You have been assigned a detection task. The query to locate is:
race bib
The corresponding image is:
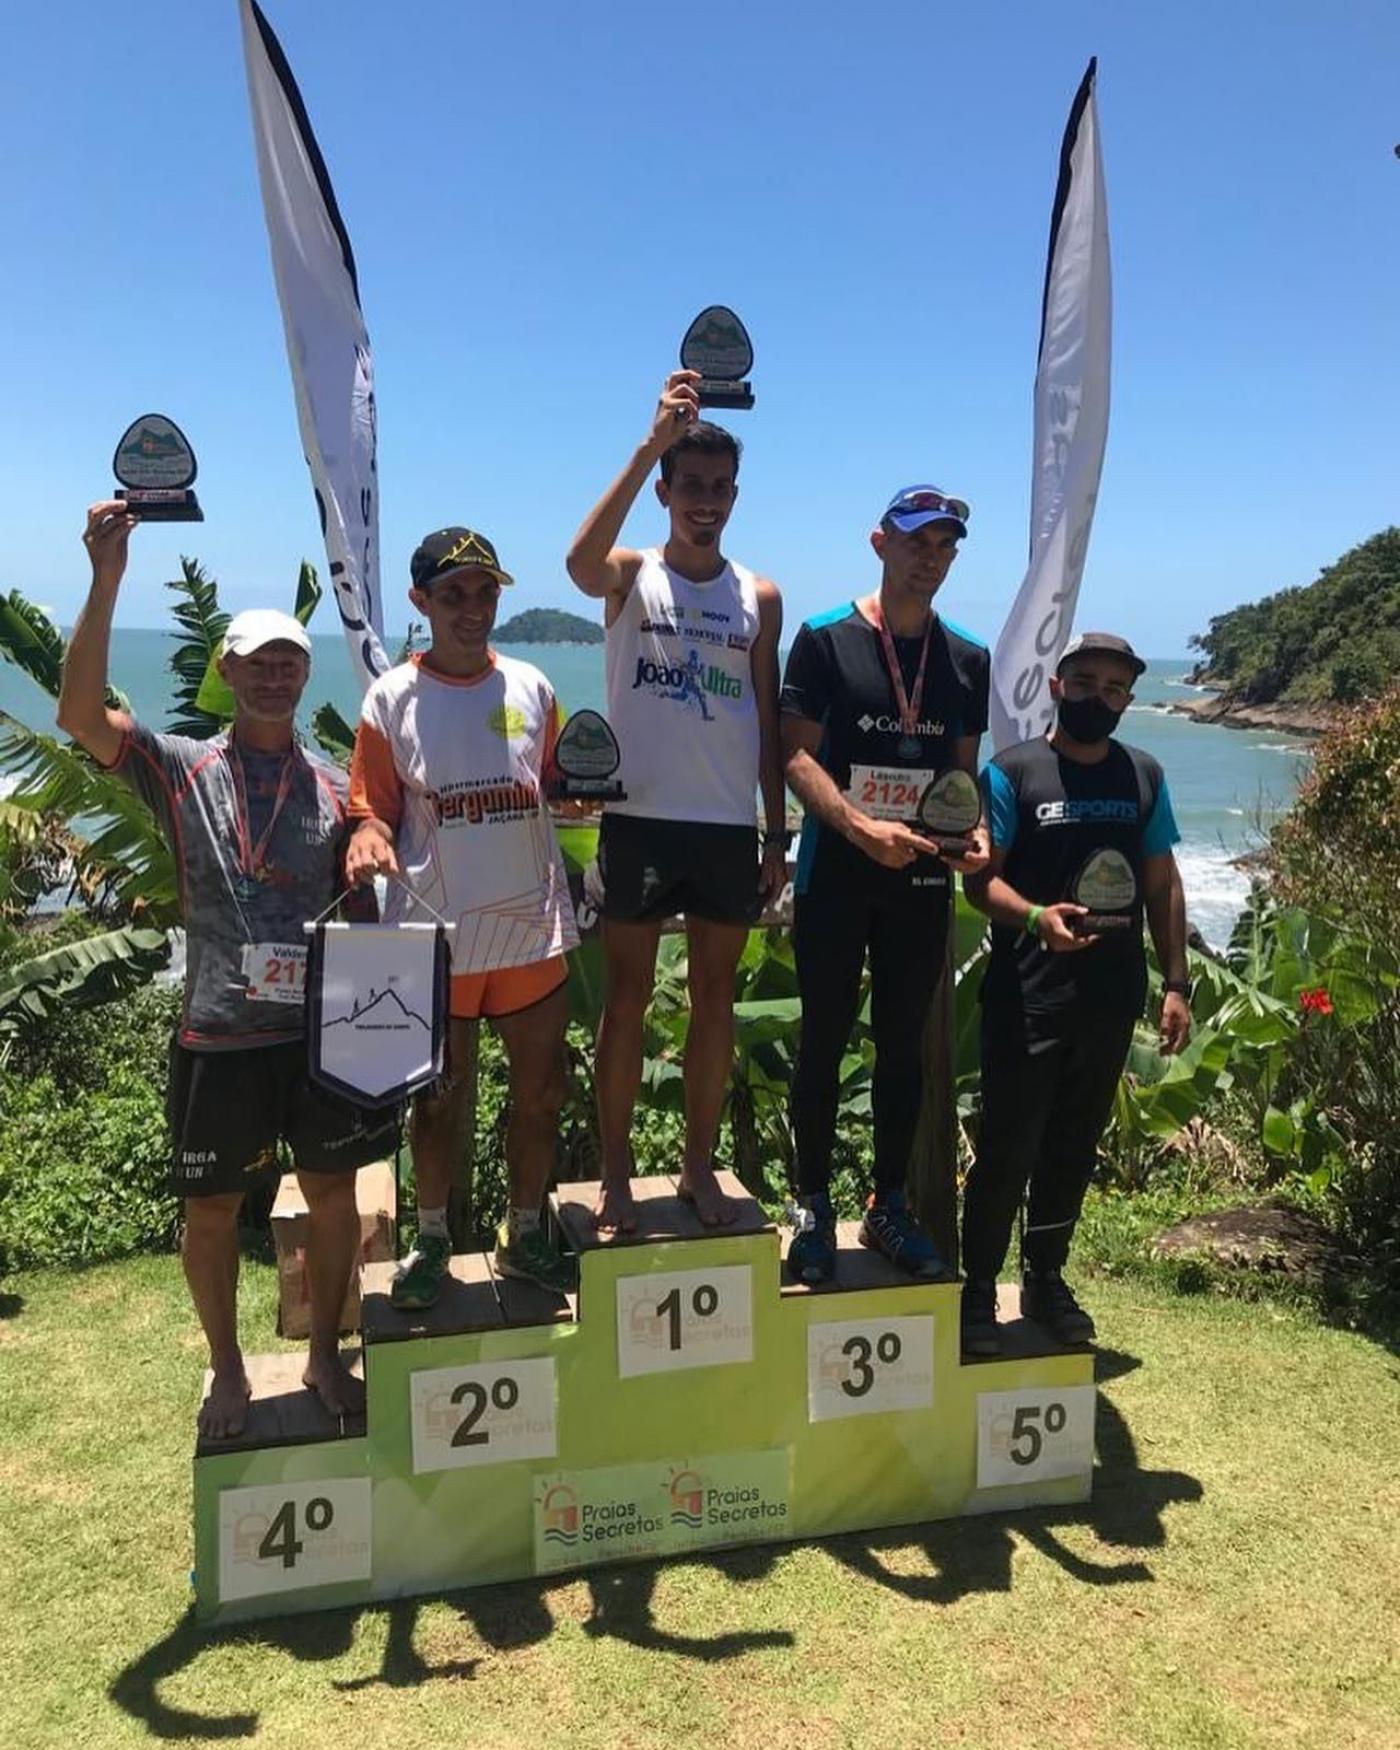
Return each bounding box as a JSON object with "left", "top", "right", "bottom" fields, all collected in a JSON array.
[
  {"left": 241, "top": 942, "right": 308, "bottom": 1005},
  {"left": 845, "top": 765, "right": 938, "bottom": 822}
]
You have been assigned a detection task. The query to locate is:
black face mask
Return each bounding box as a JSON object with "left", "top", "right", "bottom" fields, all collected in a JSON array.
[{"left": 1057, "top": 694, "right": 1125, "bottom": 744}]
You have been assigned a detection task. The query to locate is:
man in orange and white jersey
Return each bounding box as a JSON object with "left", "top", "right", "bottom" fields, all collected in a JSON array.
[{"left": 347, "top": 528, "right": 578, "bottom": 1302}]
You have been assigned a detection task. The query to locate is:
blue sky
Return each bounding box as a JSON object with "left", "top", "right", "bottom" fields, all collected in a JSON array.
[{"left": 5, "top": 0, "right": 1398, "bottom": 653}]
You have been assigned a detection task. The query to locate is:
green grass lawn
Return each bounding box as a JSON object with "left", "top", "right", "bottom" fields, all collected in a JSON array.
[{"left": 2, "top": 1238, "right": 1398, "bottom": 1750}]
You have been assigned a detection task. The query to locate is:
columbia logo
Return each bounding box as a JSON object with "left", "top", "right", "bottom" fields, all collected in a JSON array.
[{"left": 857, "top": 714, "right": 875, "bottom": 732}]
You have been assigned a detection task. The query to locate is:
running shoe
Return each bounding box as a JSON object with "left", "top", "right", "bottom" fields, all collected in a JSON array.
[
  {"left": 389, "top": 1230, "right": 452, "bottom": 1310},
  {"left": 495, "top": 1222, "right": 576, "bottom": 1295},
  {"left": 786, "top": 1192, "right": 838, "bottom": 1285},
  {"left": 960, "top": 1278, "right": 1002, "bottom": 1356},
  {"left": 858, "top": 1191, "right": 953, "bottom": 1280},
  {"left": 1021, "top": 1269, "right": 1096, "bottom": 1345}
]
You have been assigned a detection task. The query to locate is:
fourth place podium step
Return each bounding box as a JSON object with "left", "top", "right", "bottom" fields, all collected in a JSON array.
[{"left": 192, "top": 1173, "right": 1096, "bottom": 1625}]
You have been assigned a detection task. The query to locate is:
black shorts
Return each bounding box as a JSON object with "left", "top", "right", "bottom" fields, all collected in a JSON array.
[
  {"left": 596, "top": 814, "right": 760, "bottom": 926},
  {"left": 166, "top": 1039, "right": 399, "bottom": 1199}
]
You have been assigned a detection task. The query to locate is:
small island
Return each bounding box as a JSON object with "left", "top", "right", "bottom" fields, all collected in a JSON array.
[
  {"left": 495, "top": 607, "right": 604, "bottom": 645},
  {"left": 1174, "top": 528, "right": 1400, "bottom": 736}
]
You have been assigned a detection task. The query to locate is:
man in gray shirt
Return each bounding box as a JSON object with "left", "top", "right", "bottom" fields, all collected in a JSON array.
[{"left": 59, "top": 502, "right": 395, "bottom": 1439}]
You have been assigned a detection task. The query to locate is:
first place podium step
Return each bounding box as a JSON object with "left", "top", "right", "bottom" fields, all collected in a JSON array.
[{"left": 193, "top": 1172, "right": 1096, "bottom": 1625}]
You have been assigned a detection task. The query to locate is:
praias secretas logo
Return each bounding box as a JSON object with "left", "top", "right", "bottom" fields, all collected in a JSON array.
[
  {"left": 668, "top": 1468, "right": 704, "bottom": 1528},
  {"left": 539, "top": 1483, "right": 580, "bottom": 1547},
  {"left": 631, "top": 649, "right": 744, "bottom": 721}
]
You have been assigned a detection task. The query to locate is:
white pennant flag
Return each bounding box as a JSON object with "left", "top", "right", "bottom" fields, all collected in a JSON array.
[
  {"left": 991, "top": 58, "right": 1111, "bottom": 751},
  {"left": 237, "top": 0, "right": 390, "bottom": 693}
]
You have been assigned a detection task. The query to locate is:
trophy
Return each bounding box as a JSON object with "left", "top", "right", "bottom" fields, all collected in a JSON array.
[
  {"left": 547, "top": 709, "right": 625, "bottom": 802},
  {"left": 915, "top": 769, "right": 982, "bottom": 858},
  {"left": 1069, "top": 847, "right": 1138, "bottom": 935},
  {"left": 112, "top": 413, "right": 203, "bottom": 521},
  {"left": 680, "top": 306, "right": 755, "bottom": 410}
]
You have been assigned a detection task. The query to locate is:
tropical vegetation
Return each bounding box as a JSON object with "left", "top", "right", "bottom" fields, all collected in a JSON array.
[
  {"left": 0, "top": 567, "right": 1397, "bottom": 1332},
  {"left": 494, "top": 606, "right": 604, "bottom": 644},
  {"left": 1188, "top": 526, "right": 1400, "bottom": 704}
]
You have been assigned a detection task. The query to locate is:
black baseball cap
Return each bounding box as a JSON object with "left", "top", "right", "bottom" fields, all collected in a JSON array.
[
  {"left": 1057, "top": 631, "right": 1146, "bottom": 678},
  {"left": 410, "top": 527, "right": 515, "bottom": 590}
]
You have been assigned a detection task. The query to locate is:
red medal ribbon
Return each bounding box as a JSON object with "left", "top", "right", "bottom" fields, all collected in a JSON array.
[
  {"left": 866, "top": 596, "right": 933, "bottom": 738},
  {"left": 226, "top": 740, "right": 297, "bottom": 885}
]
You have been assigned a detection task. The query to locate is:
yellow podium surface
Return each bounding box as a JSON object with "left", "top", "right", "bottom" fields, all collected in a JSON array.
[{"left": 193, "top": 1174, "right": 1094, "bottom": 1625}]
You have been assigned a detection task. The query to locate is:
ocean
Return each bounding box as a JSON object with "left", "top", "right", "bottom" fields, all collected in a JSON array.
[{"left": 0, "top": 631, "right": 1311, "bottom": 947}]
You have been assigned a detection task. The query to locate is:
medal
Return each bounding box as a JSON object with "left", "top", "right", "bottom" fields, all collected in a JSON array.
[
  {"left": 867, "top": 596, "right": 934, "bottom": 755},
  {"left": 226, "top": 738, "right": 297, "bottom": 903}
]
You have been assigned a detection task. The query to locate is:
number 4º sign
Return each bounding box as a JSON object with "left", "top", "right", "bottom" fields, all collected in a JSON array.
[{"left": 217, "top": 1477, "right": 372, "bottom": 1603}]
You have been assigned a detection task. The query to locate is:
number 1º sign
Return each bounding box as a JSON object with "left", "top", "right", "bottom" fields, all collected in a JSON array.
[
  {"left": 976, "top": 1384, "right": 1095, "bottom": 1488},
  {"left": 615, "top": 1264, "right": 753, "bottom": 1378},
  {"left": 410, "top": 1357, "right": 557, "bottom": 1473},
  {"left": 218, "top": 1477, "right": 372, "bottom": 1603}
]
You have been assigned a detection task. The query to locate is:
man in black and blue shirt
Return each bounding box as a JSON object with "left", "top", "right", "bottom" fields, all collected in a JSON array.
[
  {"left": 780, "top": 485, "right": 990, "bottom": 1283},
  {"left": 961, "top": 632, "right": 1191, "bottom": 1352}
]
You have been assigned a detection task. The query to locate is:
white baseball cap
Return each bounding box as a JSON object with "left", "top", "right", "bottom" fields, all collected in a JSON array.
[{"left": 222, "top": 609, "right": 312, "bottom": 659}]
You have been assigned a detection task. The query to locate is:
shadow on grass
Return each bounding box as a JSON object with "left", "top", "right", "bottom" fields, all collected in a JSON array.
[
  {"left": 109, "top": 1546, "right": 791, "bottom": 1741},
  {"left": 824, "top": 1347, "right": 1203, "bottom": 1603},
  {"left": 108, "top": 1347, "right": 1201, "bottom": 1742},
  {"left": 0, "top": 1290, "right": 23, "bottom": 1319}
]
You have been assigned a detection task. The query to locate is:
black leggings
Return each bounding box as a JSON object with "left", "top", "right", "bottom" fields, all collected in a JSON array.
[
  {"left": 961, "top": 1003, "right": 1135, "bottom": 1280},
  {"left": 790, "top": 876, "right": 950, "bottom": 1200}
]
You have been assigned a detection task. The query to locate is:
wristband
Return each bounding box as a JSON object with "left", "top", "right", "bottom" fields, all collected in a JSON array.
[
  {"left": 1162, "top": 978, "right": 1193, "bottom": 999},
  {"left": 762, "top": 829, "right": 793, "bottom": 850},
  {"left": 1023, "top": 904, "right": 1045, "bottom": 939}
]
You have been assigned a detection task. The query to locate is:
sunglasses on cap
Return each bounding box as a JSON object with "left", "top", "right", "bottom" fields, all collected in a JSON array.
[{"left": 889, "top": 489, "right": 970, "bottom": 522}]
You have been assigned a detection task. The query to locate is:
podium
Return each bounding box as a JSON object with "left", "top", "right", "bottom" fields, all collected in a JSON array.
[{"left": 193, "top": 1174, "right": 1094, "bottom": 1624}]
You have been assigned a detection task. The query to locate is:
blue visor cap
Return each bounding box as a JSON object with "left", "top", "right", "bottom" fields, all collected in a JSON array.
[{"left": 884, "top": 485, "right": 970, "bottom": 538}]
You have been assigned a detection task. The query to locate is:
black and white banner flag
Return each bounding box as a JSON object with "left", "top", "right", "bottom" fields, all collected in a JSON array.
[
  {"left": 991, "top": 58, "right": 1112, "bottom": 751},
  {"left": 237, "top": 0, "right": 390, "bottom": 693},
  {"left": 307, "top": 924, "right": 449, "bottom": 1107}
]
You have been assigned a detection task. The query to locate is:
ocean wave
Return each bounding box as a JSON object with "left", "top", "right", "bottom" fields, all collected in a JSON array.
[
  {"left": 1248, "top": 742, "right": 1312, "bottom": 755},
  {"left": 1176, "top": 844, "right": 1252, "bottom": 948}
]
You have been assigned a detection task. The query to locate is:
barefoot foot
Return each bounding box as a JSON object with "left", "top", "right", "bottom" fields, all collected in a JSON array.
[
  {"left": 303, "top": 1347, "right": 366, "bottom": 1422},
  {"left": 591, "top": 1177, "right": 638, "bottom": 1235},
  {"left": 198, "top": 1364, "right": 252, "bottom": 1442},
  {"left": 677, "top": 1165, "right": 736, "bottom": 1227}
]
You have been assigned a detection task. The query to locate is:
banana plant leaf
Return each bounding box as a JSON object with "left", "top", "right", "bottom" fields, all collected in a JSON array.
[{"left": 0, "top": 924, "right": 169, "bottom": 1035}]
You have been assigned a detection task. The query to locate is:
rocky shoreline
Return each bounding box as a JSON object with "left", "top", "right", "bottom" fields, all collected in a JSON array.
[{"left": 1165, "top": 691, "right": 1339, "bottom": 738}]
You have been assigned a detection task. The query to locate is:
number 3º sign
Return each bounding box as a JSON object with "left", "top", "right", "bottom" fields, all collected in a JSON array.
[
  {"left": 807, "top": 1316, "right": 934, "bottom": 1422},
  {"left": 410, "top": 1357, "right": 557, "bottom": 1474},
  {"left": 976, "top": 1384, "right": 1095, "bottom": 1488}
]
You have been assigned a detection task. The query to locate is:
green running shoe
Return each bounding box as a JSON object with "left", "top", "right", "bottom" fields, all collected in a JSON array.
[
  {"left": 495, "top": 1222, "right": 576, "bottom": 1295},
  {"left": 389, "top": 1230, "right": 452, "bottom": 1310}
]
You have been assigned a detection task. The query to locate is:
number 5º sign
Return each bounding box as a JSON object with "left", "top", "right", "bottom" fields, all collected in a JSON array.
[
  {"left": 976, "top": 1384, "right": 1095, "bottom": 1488},
  {"left": 615, "top": 1265, "right": 753, "bottom": 1378}
]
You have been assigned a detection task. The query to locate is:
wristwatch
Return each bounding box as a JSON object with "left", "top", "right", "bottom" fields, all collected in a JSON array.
[
  {"left": 1162, "top": 978, "right": 1193, "bottom": 999},
  {"left": 762, "top": 828, "right": 793, "bottom": 850}
]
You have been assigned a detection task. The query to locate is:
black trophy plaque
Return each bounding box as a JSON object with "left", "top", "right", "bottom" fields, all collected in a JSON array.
[
  {"left": 1070, "top": 847, "right": 1138, "bottom": 935},
  {"left": 915, "top": 768, "right": 982, "bottom": 857},
  {"left": 547, "top": 708, "right": 625, "bottom": 802},
  {"left": 113, "top": 414, "right": 203, "bottom": 522},
  {"left": 680, "top": 306, "right": 755, "bottom": 411}
]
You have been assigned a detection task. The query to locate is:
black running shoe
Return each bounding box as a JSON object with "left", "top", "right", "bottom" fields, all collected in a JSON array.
[
  {"left": 1021, "top": 1270, "right": 1096, "bottom": 1345},
  {"left": 960, "top": 1278, "right": 1002, "bottom": 1356}
]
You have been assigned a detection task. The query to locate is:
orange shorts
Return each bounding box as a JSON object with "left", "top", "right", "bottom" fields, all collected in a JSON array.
[{"left": 449, "top": 954, "right": 569, "bottom": 1020}]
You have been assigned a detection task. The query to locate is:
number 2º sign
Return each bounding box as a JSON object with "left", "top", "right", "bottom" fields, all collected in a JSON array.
[
  {"left": 976, "top": 1384, "right": 1095, "bottom": 1488},
  {"left": 410, "top": 1357, "right": 557, "bottom": 1474}
]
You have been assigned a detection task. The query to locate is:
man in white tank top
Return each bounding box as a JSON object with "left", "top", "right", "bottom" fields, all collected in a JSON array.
[{"left": 568, "top": 371, "right": 787, "bottom": 1232}]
